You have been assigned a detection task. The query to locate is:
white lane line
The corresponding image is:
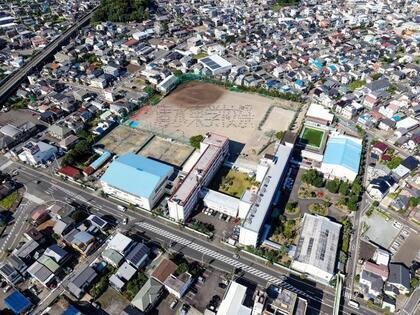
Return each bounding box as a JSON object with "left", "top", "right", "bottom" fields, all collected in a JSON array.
[{"left": 137, "top": 221, "right": 283, "bottom": 286}]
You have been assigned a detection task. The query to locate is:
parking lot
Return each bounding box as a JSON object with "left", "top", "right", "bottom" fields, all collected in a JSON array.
[
  {"left": 362, "top": 212, "right": 401, "bottom": 249},
  {"left": 191, "top": 207, "right": 240, "bottom": 242},
  {"left": 392, "top": 231, "right": 419, "bottom": 266},
  {"left": 183, "top": 268, "right": 227, "bottom": 313}
]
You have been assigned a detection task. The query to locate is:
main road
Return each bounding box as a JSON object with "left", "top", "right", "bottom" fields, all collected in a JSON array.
[
  {"left": 0, "top": 9, "right": 96, "bottom": 105},
  {"left": 5, "top": 161, "right": 378, "bottom": 315}
]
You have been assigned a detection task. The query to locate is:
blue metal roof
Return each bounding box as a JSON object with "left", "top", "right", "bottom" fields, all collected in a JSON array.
[
  {"left": 90, "top": 151, "right": 112, "bottom": 170},
  {"left": 63, "top": 305, "right": 82, "bottom": 315},
  {"left": 4, "top": 291, "right": 32, "bottom": 314},
  {"left": 323, "top": 137, "right": 362, "bottom": 174},
  {"left": 101, "top": 153, "right": 173, "bottom": 199}
]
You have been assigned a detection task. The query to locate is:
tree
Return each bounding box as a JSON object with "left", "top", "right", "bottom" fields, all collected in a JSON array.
[
  {"left": 302, "top": 169, "right": 324, "bottom": 188},
  {"left": 409, "top": 197, "right": 420, "bottom": 208},
  {"left": 387, "top": 156, "right": 403, "bottom": 169},
  {"left": 177, "top": 262, "right": 189, "bottom": 275},
  {"left": 347, "top": 194, "right": 359, "bottom": 211},
  {"left": 326, "top": 179, "right": 340, "bottom": 194},
  {"left": 92, "top": 0, "right": 156, "bottom": 23},
  {"left": 351, "top": 179, "right": 363, "bottom": 196},
  {"left": 189, "top": 135, "right": 204, "bottom": 149},
  {"left": 339, "top": 181, "right": 350, "bottom": 196},
  {"left": 275, "top": 131, "right": 285, "bottom": 140},
  {"left": 285, "top": 202, "right": 297, "bottom": 213}
]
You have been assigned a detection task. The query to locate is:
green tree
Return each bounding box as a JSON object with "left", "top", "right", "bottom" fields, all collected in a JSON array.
[
  {"left": 275, "top": 131, "right": 285, "bottom": 140},
  {"left": 387, "top": 156, "right": 403, "bottom": 169},
  {"left": 409, "top": 197, "right": 420, "bottom": 208},
  {"left": 302, "top": 169, "right": 324, "bottom": 188},
  {"left": 176, "top": 262, "right": 189, "bottom": 275},
  {"left": 339, "top": 181, "right": 350, "bottom": 196},
  {"left": 325, "top": 179, "right": 340, "bottom": 194},
  {"left": 189, "top": 135, "right": 204, "bottom": 149}
]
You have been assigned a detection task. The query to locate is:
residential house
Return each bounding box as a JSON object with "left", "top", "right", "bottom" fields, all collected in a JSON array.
[
  {"left": 67, "top": 266, "right": 97, "bottom": 299},
  {"left": 387, "top": 263, "right": 411, "bottom": 295}
]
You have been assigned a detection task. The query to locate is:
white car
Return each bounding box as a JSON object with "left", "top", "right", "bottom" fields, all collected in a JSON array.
[
  {"left": 401, "top": 230, "right": 409, "bottom": 238},
  {"left": 123, "top": 218, "right": 128, "bottom": 225}
]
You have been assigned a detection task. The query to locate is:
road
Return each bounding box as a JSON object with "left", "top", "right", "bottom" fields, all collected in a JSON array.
[
  {"left": 4, "top": 161, "right": 379, "bottom": 315},
  {"left": 0, "top": 9, "right": 96, "bottom": 105}
]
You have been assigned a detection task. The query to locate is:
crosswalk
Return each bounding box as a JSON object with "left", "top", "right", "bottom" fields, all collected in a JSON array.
[
  {"left": 45, "top": 185, "right": 88, "bottom": 203},
  {"left": 136, "top": 221, "right": 318, "bottom": 302}
]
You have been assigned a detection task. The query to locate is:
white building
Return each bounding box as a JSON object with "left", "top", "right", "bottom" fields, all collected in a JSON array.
[
  {"left": 305, "top": 103, "right": 334, "bottom": 126},
  {"left": 217, "top": 281, "right": 252, "bottom": 315},
  {"left": 18, "top": 141, "right": 58, "bottom": 166},
  {"left": 198, "top": 54, "right": 232, "bottom": 75},
  {"left": 320, "top": 135, "right": 362, "bottom": 183},
  {"left": 156, "top": 74, "right": 178, "bottom": 95},
  {"left": 291, "top": 214, "right": 341, "bottom": 282},
  {"left": 239, "top": 144, "right": 292, "bottom": 247},
  {"left": 168, "top": 133, "right": 229, "bottom": 221},
  {"left": 201, "top": 188, "right": 252, "bottom": 219},
  {"left": 100, "top": 153, "right": 173, "bottom": 211}
]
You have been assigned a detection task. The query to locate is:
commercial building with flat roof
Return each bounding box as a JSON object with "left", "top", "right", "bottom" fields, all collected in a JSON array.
[
  {"left": 239, "top": 144, "right": 292, "bottom": 247},
  {"left": 199, "top": 54, "right": 232, "bottom": 75},
  {"left": 217, "top": 281, "right": 252, "bottom": 315},
  {"left": 291, "top": 213, "right": 341, "bottom": 282},
  {"left": 320, "top": 135, "right": 362, "bottom": 182},
  {"left": 101, "top": 153, "right": 174, "bottom": 210},
  {"left": 168, "top": 133, "right": 229, "bottom": 221}
]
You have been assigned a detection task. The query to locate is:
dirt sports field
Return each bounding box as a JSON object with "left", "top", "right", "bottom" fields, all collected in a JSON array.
[
  {"left": 97, "top": 125, "right": 153, "bottom": 156},
  {"left": 131, "top": 81, "right": 296, "bottom": 160},
  {"left": 138, "top": 136, "right": 194, "bottom": 168}
]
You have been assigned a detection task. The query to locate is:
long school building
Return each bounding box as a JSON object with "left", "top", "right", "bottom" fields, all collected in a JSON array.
[{"left": 168, "top": 133, "right": 229, "bottom": 221}]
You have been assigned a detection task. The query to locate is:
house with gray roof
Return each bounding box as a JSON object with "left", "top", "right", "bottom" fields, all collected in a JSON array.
[
  {"left": 131, "top": 278, "right": 163, "bottom": 313},
  {"left": 387, "top": 263, "right": 411, "bottom": 295},
  {"left": 67, "top": 266, "right": 97, "bottom": 299}
]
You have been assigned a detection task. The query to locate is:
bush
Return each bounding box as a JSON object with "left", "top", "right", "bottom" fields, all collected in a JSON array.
[{"left": 92, "top": 0, "right": 155, "bottom": 23}]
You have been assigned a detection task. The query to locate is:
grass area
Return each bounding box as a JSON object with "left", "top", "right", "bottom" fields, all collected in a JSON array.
[
  {"left": 348, "top": 79, "right": 366, "bottom": 91},
  {"left": 0, "top": 191, "right": 18, "bottom": 210},
  {"left": 210, "top": 167, "right": 257, "bottom": 198},
  {"left": 149, "top": 94, "right": 161, "bottom": 105},
  {"left": 300, "top": 126, "right": 324, "bottom": 148},
  {"left": 309, "top": 202, "right": 329, "bottom": 216},
  {"left": 193, "top": 52, "right": 208, "bottom": 59}
]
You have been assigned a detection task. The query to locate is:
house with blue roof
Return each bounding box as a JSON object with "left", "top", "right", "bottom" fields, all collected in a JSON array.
[
  {"left": 320, "top": 135, "right": 362, "bottom": 182},
  {"left": 4, "top": 290, "right": 32, "bottom": 314},
  {"left": 100, "top": 153, "right": 174, "bottom": 210}
]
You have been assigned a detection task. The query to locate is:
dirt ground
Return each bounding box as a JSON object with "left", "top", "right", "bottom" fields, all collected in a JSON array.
[
  {"left": 97, "top": 125, "right": 153, "bottom": 156},
  {"left": 97, "top": 287, "right": 129, "bottom": 315},
  {"left": 130, "top": 82, "right": 296, "bottom": 161},
  {"left": 261, "top": 106, "right": 296, "bottom": 133},
  {"left": 138, "top": 136, "right": 194, "bottom": 168}
]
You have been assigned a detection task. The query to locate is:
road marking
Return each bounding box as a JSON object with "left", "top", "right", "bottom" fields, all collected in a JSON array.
[
  {"left": 23, "top": 193, "right": 45, "bottom": 204},
  {"left": 0, "top": 160, "right": 13, "bottom": 171},
  {"left": 136, "top": 221, "right": 320, "bottom": 302}
]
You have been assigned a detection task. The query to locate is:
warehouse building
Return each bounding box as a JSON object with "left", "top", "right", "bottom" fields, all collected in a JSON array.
[
  {"left": 101, "top": 153, "right": 174, "bottom": 210},
  {"left": 199, "top": 54, "right": 232, "bottom": 75},
  {"left": 291, "top": 214, "right": 341, "bottom": 282},
  {"left": 320, "top": 135, "right": 362, "bottom": 182},
  {"left": 168, "top": 133, "right": 229, "bottom": 221},
  {"left": 239, "top": 144, "right": 292, "bottom": 247}
]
